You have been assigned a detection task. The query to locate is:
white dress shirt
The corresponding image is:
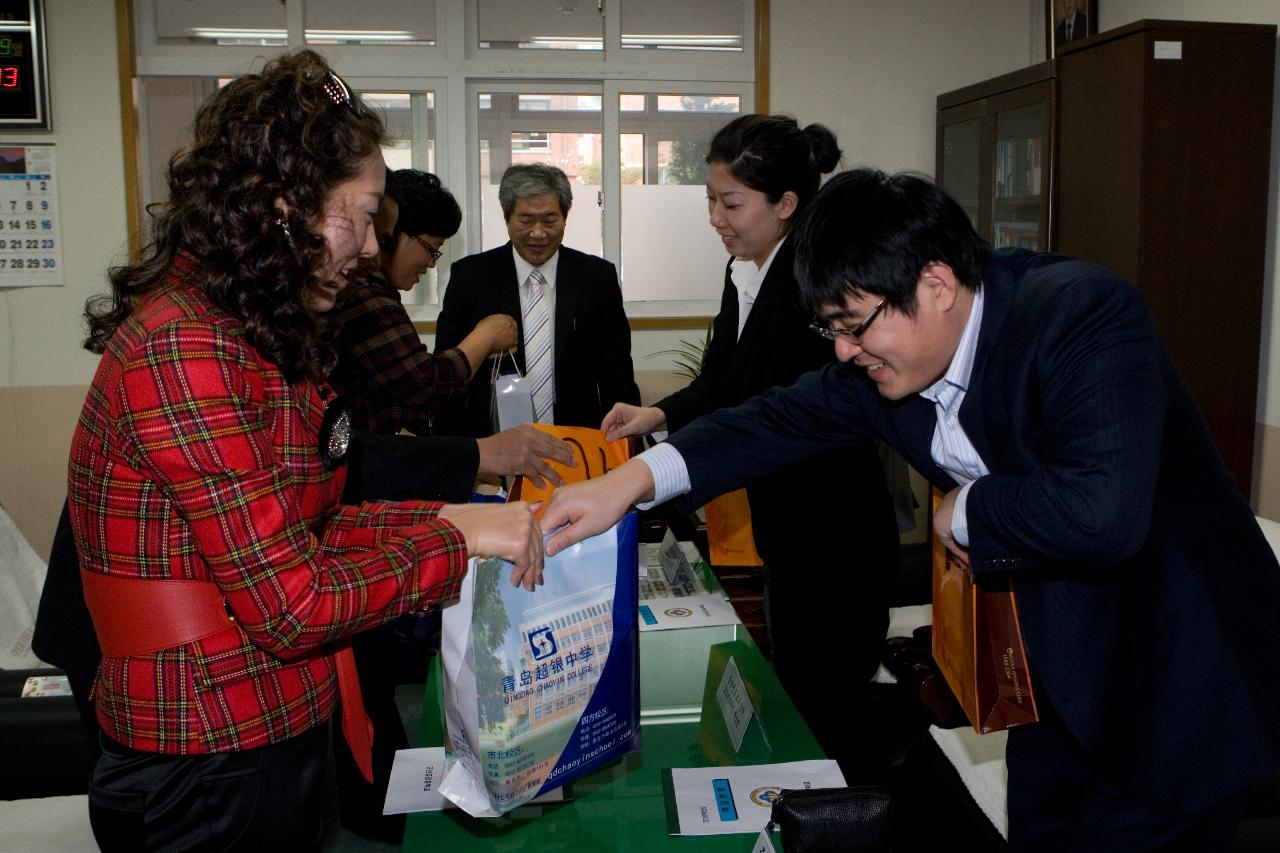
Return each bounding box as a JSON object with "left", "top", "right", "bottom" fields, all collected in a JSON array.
[
  {"left": 917, "top": 287, "right": 987, "bottom": 546},
  {"left": 730, "top": 238, "right": 784, "bottom": 340}
]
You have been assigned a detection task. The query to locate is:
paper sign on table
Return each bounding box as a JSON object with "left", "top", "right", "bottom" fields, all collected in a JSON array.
[
  {"left": 658, "top": 528, "right": 697, "bottom": 587},
  {"left": 638, "top": 594, "right": 741, "bottom": 632},
  {"left": 665, "top": 760, "right": 846, "bottom": 836},
  {"left": 716, "top": 656, "right": 753, "bottom": 752}
]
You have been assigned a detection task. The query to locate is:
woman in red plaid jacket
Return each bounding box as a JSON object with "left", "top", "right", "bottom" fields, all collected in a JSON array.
[{"left": 67, "top": 50, "right": 542, "bottom": 852}]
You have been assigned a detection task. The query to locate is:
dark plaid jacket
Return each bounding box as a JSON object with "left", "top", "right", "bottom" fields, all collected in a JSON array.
[{"left": 333, "top": 271, "right": 470, "bottom": 435}]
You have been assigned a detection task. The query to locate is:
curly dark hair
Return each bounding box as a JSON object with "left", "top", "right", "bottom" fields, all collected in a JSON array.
[{"left": 85, "top": 49, "right": 386, "bottom": 381}]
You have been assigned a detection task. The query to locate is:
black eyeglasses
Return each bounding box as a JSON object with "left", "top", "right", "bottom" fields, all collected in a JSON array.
[
  {"left": 412, "top": 235, "right": 444, "bottom": 262},
  {"left": 809, "top": 299, "right": 887, "bottom": 342}
]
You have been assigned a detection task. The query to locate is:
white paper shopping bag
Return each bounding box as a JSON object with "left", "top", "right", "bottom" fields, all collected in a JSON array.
[
  {"left": 490, "top": 352, "right": 534, "bottom": 432},
  {"left": 439, "top": 514, "right": 641, "bottom": 817}
]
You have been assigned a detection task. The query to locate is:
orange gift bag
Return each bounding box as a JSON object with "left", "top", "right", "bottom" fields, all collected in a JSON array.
[
  {"left": 703, "top": 488, "right": 763, "bottom": 567},
  {"left": 508, "top": 425, "right": 631, "bottom": 512},
  {"left": 930, "top": 486, "right": 1038, "bottom": 734}
]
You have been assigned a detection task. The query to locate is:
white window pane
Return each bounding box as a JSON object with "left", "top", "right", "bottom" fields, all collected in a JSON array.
[
  {"left": 621, "top": 134, "right": 643, "bottom": 185},
  {"left": 478, "top": 91, "right": 603, "bottom": 255},
  {"left": 656, "top": 95, "right": 741, "bottom": 113},
  {"left": 518, "top": 95, "right": 600, "bottom": 112},
  {"left": 621, "top": 0, "right": 743, "bottom": 51},
  {"left": 619, "top": 92, "right": 740, "bottom": 301},
  {"left": 477, "top": 0, "right": 602, "bottom": 51},
  {"left": 657, "top": 139, "right": 710, "bottom": 186},
  {"left": 153, "top": 0, "right": 285, "bottom": 45},
  {"left": 480, "top": 131, "right": 602, "bottom": 256},
  {"left": 353, "top": 90, "right": 439, "bottom": 303},
  {"left": 621, "top": 185, "right": 724, "bottom": 301},
  {"left": 305, "top": 0, "right": 437, "bottom": 45}
]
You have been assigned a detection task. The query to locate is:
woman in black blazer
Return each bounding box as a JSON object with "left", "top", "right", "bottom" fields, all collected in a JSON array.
[{"left": 601, "top": 114, "right": 900, "bottom": 770}]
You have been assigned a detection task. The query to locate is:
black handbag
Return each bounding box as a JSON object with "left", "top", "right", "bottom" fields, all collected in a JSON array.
[{"left": 767, "top": 786, "right": 892, "bottom": 852}]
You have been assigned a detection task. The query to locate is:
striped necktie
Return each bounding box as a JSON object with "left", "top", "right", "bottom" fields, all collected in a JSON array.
[{"left": 523, "top": 268, "right": 554, "bottom": 423}]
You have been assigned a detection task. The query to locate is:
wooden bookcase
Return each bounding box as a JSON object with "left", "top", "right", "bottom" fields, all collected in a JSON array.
[{"left": 937, "top": 20, "right": 1276, "bottom": 499}]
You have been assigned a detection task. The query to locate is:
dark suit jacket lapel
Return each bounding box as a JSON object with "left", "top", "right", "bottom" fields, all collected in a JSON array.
[
  {"left": 957, "top": 261, "right": 1015, "bottom": 468},
  {"left": 552, "top": 248, "right": 582, "bottom": 364}
]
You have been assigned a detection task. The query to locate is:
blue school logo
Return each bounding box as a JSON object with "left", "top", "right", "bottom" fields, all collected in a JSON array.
[
  {"left": 750, "top": 787, "right": 782, "bottom": 808},
  {"left": 527, "top": 626, "right": 557, "bottom": 660}
]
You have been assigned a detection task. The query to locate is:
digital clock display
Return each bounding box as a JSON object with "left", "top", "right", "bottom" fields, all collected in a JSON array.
[{"left": 0, "top": 1, "right": 44, "bottom": 128}]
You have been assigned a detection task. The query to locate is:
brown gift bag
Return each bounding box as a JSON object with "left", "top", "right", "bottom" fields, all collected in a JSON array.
[
  {"left": 930, "top": 486, "right": 1039, "bottom": 734},
  {"left": 704, "top": 488, "right": 764, "bottom": 567},
  {"left": 507, "top": 425, "right": 631, "bottom": 515}
]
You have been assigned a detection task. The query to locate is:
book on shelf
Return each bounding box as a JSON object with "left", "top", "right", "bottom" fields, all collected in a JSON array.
[
  {"left": 994, "top": 137, "right": 1043, "bottom": 199},
  {"left": 994, "top": 221, "right": 1040, "bottom": 250}
]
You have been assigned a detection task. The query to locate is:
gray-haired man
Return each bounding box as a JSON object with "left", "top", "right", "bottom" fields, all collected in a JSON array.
[{"left": 435, "top": 163, "right": 640, "bottom": 437}]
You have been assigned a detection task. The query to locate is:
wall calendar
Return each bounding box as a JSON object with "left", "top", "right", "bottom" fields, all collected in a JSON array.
[{"left": 0, "top": 143, "right": 60, "bottom": 286}]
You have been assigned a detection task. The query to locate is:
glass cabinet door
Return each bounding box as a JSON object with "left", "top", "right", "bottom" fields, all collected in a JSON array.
[
  {"left": 991, "top": 99, "right": 1048, "bottom": 250},
  {"left": 940, "top": 117, "right": 982, "bottom": 230}
]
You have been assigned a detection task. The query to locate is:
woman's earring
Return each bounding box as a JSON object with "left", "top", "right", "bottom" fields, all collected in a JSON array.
[{"left": 274, "top": 217, "right": 293, "bottom": 241}]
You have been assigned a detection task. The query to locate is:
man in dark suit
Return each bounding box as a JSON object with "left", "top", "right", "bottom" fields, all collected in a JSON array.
[
  {"left": 1055, "top": 0, "right": 1088, "bottom": 46},
  {"left": 434, "top": 163, "right": 640, "bottom": 436},
  {"left": 543, "top": 169, "right": 1280, "bottom": 850}
]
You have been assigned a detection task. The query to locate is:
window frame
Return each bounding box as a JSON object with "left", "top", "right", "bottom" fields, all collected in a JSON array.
[{"left": 122, "top": 0, "right": 763, "bottom": 324}]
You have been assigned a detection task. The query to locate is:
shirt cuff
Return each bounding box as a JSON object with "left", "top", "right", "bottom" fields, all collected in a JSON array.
[
  {"left": 951, "top": 480, "right": 976, "bottom": 548},
  {"left": 635, "top": 442, "right": 692, "bottom": 510}
]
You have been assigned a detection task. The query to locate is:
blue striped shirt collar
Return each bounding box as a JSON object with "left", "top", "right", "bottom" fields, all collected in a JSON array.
[{"left": 920, "top": 285, "right": 985, "bottom": 408}]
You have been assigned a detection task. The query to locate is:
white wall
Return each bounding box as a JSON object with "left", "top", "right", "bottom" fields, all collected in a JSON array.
[
  {"left": 0, "top": 1, "right": 129, "bottom": 389},
  {"left": 770, "top": 0, "right": 1041, "bottom": 175}
]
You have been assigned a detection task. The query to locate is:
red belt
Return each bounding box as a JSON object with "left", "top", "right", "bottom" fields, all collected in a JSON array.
[{"left": 81, "top": 570, "right": 375, "bottom": 782}]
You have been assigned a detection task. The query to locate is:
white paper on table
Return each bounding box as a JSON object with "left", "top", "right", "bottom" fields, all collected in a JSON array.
[
  {"left": 384, "top": 748, "right": 449, "bottom": 814},
  {"left": 669, "top": 760, "right": 847, "bottom": 836},
  {"left": 385, "top": 748, "right": 567, "bottom": 816},
  {"left": 638, "top": 594, "right": 741, "bottom": 632}
]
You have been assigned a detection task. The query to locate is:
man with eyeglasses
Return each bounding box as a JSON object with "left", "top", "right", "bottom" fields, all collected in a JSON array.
[{"left": 542, "top": 168, "right": 1280, "bottom": 851}]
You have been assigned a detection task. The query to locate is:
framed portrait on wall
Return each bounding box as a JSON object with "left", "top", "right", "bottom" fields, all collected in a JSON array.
[{"left": 1047, "top": 0, "right": 1098, "bottom": 58}]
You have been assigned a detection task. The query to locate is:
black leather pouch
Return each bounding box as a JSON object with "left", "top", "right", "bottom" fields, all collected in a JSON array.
[{"left": 767, "top": 786, "right": 892, "bottom": 852}]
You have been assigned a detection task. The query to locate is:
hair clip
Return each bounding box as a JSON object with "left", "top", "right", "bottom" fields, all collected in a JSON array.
[
  {"left": 322, "top": 72, "right": 354, "bottom": 111},
  {"left": 274, "top": 217, "right": 293, "bottom": 241}
]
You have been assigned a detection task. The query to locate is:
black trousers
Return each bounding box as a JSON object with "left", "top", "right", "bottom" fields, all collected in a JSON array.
[
  {"left": 748, "top": 444, "right": 900, "bottom": 765},
  {"left": 87, "top": 725, "right": 327, "bottom": 853},
  {"left": 1006, "top": 699, "right": 1248, "bottom": 852}
]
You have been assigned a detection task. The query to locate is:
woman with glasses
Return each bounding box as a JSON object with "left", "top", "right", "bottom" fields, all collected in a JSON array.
[
  {"left": 334, "top": 168, "right": 517, "bottom": 437},
  {"left": 68, "top": 51, "right": 542, "bottom": 851},
  {"left": 600, "top": 114, "right": 900, "bottom": 773}
]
